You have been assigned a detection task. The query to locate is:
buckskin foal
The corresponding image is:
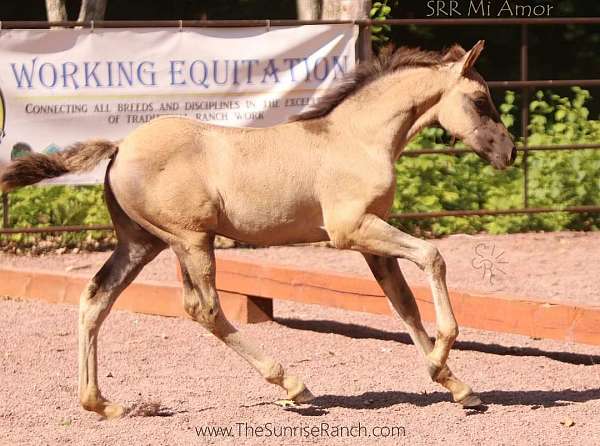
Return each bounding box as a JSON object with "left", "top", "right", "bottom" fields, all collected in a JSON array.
[{"left": 1, "top": 40, "right": 516, "bottom": 418}]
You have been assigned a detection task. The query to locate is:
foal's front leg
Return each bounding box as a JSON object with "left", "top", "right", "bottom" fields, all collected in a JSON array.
[
  {"left": 362, "top": 253, "right": 480, "bottom": 406},
  {"left": 328, "top": 214, "right": 459, "bottom": 382},
  {"left": 174, "top": 233, "right": 313, "bottom": 404}
]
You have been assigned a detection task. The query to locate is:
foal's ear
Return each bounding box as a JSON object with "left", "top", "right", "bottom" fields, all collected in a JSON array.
[
  {"left": 454, "top": 40, "right": 485, "bottom": 76},
  {"left": 443, "top": 44, "right": 467, "bottom": 63}
]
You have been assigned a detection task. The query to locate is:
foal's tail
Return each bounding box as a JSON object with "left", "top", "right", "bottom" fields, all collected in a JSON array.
[{"left": 0, "top": 140, "right": 117, "bottom": 192}]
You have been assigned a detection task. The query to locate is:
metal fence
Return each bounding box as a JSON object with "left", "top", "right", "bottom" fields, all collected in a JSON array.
[{"left": 1, "top": 17, "right": 599, "bottom": 234}]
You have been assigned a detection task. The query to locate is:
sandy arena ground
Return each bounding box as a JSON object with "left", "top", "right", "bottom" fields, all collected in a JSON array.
[{"left": 1, "top": 232, "right": 599, "bottom": 445}]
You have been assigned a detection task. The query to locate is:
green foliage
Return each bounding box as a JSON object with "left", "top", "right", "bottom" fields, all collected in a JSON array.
[
  {"left": 1, "top": 185, "right": 113, "bottom": 248},
  {"left": 523, "top": 88, "right": 600, "bottom": 231},
  {"left": 370, "top": 1, "right": 392, "bottom": 47},
  {"left": 392, "top": 88, "right": 600, "bottom": 236}
]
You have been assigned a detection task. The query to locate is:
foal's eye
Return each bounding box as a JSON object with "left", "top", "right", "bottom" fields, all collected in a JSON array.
[
  {"left": 474, "top": 98, "right": 489, "bottom": 112},
  {"left": 471, "top": 95, "right": 501, "bottom": 123}
]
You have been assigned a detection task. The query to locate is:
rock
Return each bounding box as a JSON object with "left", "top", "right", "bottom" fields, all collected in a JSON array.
[{"left": 560, "top": 417, "right": 575, "bottom": 427}]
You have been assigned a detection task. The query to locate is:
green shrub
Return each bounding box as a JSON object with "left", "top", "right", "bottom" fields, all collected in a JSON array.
[
  {"left": 370, "top": 1, "right": 393, "bottom": 48},
  {"left": 392, "top": 87, "right": 600, "bottom": 235},
  {"left": 0, "top": 185, "right": 113, "bottom": 249}
]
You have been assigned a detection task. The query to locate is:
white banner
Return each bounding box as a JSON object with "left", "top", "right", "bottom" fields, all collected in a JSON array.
[{"left": 0, "top": 25, "right": 357, "bottom": 184}]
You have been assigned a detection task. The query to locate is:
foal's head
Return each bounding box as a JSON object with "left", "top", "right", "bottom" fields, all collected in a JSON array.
[{"left": 437, "top": 41, "right": 516, "bottom": 170}]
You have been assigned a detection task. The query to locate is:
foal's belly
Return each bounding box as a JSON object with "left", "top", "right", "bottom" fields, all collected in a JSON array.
[{"left": 217, "top": 194, "right": 328, "bottom": 246}]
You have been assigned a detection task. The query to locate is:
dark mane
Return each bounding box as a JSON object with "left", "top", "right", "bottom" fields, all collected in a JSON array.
[{"left": 290, "top": 45, "right": 465, "bottom": 122}]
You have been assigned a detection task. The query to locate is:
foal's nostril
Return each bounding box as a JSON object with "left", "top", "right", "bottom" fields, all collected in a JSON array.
[{"left": 510, "top": 147, "right": 517, "bottom": 164}]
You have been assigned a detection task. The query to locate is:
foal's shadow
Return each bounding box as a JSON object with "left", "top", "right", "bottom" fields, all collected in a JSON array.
[
  {"left": 275, "top": 317, "right": 600, "bottom": 413},
  {"left": 275, "top": 317, "right": 600, "bottom": 366},
  {"left": 307, "top": 388, "right": 600, "bottom": 412}
]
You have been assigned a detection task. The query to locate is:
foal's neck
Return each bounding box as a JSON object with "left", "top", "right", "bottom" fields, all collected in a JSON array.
[{"left": 331, "top": 67, "right": 448, "bottom": 161}]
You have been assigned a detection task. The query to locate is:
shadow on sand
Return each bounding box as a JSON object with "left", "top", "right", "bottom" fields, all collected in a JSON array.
[
  {"left": 274, "top": 317, "right": 600, "bottom": 414},
  {"left": 275, "top": 317, "right": 600, "bottom": 366},
  {"left": 307, "top": 388, "right": 600, "bottom": 411},
  {"left": 283, "top": 387, "right": 600, "bottom": 417}
]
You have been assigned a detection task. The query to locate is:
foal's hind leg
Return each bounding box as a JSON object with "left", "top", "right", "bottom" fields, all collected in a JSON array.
[
  {"left": 78, "top": 236, "right": 164, "bottom": 418},
  {"left": 78, "top": 182, "right": 165, "bottom": 418},
  {"left": 174, "top": 232, "right": 313, "bottom": 404},
  {"left": 362, "top": 254, "right": 481, "bottom": 407}
]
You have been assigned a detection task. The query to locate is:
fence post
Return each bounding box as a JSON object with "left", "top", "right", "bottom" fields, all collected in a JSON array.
[
  {"left": 337, "top": 0, "right": 372, "bottom": 62},
  {"left": 1, "top": 192, "right": 8, "bottom": 228},
  {"left": 520, "top": 24, "right": 530, "bottom": 208}
]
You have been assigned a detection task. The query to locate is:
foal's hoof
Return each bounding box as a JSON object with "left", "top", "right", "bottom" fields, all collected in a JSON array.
[
  {"left": 101, "top": 403, "right": 125, "bottom": 419},
  {"left": 284, "top": 376, "right": 314, "bottom": 404},
  {"left": 82, "top": 396, "right": 125, "bottom": 419},
  {"left": 291, "top": 387, "right": 315, "bottom": 404},
  {"left": 275, "top": 387, "right": 315, "bottom": 409},
  {"left": 458, "top": 393, "right": 483, "bottom": 409}
]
